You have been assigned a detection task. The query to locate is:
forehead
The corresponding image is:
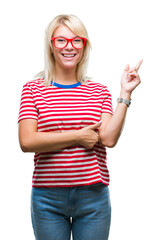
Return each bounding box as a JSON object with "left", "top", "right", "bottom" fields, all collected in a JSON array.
[{"left": 53, "top": 25, "right": 77, "bottom": 38}]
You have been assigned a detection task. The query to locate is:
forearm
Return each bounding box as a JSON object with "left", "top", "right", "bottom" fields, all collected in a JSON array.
[
  {"left": 101, "top": 91, "right": 131, "bottom": 147},
  {"left": 20, "top": 130, "right": 79, "bottom": 153},
  {"left": 100, "top": 60, "right": 143, "bottom": 147}
]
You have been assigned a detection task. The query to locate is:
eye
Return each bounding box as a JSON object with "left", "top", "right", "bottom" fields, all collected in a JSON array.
[
  {"left": 56, "top": 38, "right": 66, "bottom": 43},
  {"left": 73, "top": 38, "right": 82, "bottom": 43}
]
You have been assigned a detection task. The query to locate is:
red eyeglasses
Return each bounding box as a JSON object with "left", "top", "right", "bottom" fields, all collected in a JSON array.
[{"left": 51, "top": 37, "right": 87, "bottom": 49}]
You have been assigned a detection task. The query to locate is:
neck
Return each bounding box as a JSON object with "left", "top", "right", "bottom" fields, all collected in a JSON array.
[{"left": 54, "top": 65, "right": 78, "bottom": 85}]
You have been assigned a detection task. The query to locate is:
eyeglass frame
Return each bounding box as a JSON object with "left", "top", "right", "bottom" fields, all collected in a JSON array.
[{"left": 51, "top": 37, "right": 87, "bottom": 49}]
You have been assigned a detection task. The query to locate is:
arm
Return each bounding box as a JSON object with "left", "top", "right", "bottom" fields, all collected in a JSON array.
[
  {"left": 99, "top": 60, "right": 143, "bottom": 148},
  {"left": 18, "top": 119, "right": 102, "bottom": 153},
  {"left": 18, "top": 119, "right": 79, "bottom": 152},
  {"left": 99, "top": 91, "right": 130, "bottom": 148}
]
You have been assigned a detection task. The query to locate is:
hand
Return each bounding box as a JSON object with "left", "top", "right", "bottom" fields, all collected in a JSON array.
[
  {"left": 77, "top": 121, "right": 102, "bottom": 149},
  {"left": 121, "top": 59, "right": 143, "bottom": 95}
]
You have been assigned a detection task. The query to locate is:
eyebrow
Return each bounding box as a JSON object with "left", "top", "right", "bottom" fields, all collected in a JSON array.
[{"left": 53, "top": 35, "right": 79, "bottom": 38}]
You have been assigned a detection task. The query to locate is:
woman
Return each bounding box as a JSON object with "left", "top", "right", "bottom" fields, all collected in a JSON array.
[{"left": 18, "top": 14, "right": 143, "bottom": 240}]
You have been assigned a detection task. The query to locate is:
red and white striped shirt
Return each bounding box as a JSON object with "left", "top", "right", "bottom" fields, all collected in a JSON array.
[{"left": 18, "top": 79, "right": 113, "bottom": 187}]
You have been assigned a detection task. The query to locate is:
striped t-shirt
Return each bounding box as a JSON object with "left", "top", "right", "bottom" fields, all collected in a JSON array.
[{"left": 18, "top": 78, "right": 113, "bottom": 187}]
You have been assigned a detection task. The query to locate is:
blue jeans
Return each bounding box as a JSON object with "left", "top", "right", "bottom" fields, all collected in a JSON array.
[{"left": 31, "top": 182, "right": 111, "bottom": 240}]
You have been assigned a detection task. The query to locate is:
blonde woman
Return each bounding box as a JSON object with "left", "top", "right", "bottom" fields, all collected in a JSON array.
[{"left": 18, "top": 14, "right": 143, "bottom": 240}]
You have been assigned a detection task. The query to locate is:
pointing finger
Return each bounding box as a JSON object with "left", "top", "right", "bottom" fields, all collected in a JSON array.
[{"left": 135, "top": 59, "right": 143, "bottom": 72}]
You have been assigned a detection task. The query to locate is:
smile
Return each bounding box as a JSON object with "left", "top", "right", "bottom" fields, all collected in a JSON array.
[{"left": 61, "top": 54, "right": 76, "bottom": 58}]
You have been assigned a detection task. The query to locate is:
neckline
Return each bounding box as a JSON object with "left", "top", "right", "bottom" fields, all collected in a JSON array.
[{"left": 51, "top": 81, "right": 81, "bottom": 89}]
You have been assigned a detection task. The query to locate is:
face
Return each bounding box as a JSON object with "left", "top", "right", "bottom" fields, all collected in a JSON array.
[{"left": 51, "top": 25, "right": 84, "bottom": 71}]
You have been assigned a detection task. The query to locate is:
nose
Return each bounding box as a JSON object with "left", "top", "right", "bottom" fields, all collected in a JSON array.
[{"left": 65, "top": 40, "right": 73, "bottom": 49}]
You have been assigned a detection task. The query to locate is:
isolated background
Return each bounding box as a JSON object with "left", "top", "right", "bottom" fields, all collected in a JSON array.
[{"left": 0, "top": 0, "right": 161, "bottom": 239}]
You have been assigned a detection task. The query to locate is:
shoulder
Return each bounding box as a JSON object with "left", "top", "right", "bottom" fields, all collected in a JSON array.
[
  {"left": 86, "top": 79, "right": 109, "bottom": 89},
  {"left": 23, "top": 78, "right": 45, "bottom": 89},
  {"left": 86, "top": 79, "right": 112, "bottom": 98}
]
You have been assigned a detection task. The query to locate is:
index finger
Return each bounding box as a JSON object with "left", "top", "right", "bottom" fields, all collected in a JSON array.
[{"left": 135, "top": 59, "right": 143, "bottom": 71}]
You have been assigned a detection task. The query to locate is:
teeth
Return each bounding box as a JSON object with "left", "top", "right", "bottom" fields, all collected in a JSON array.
[{"left": 62, "top": 54, "right": 75, "bottom": 57}]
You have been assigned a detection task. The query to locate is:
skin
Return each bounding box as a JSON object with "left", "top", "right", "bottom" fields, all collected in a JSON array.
[
  {"left": 18, "top": 24, "right": 143, "bottom": 152},
  {"left": 51, "top": 24, "right": 84, "bottom": 85},
  {"left": 121, "top": 60, "right": 143, "bottom": 97},
  {"left": 99, "top": 59, "right": 143, "bottom": 147}
]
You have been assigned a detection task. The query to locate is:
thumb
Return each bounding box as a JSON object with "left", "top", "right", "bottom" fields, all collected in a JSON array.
[
  {"left": 124, "top": 64, "right": 130, "bottom": 72},
  {"left": 87, "top": 121, "right": 102, "bottom": 130}
]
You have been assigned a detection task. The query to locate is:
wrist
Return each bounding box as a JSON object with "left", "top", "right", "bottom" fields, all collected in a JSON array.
[
  {"left": 74, "top": 129, "right": 82, "bottom": 145},
  {"left": 120, "top": 90, "right": 132, "bottom": 100}
]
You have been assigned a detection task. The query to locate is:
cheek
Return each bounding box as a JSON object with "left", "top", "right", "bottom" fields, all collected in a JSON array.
[
  {"left": 52, "top": 49, "right": 60, "bottom": 62},
  {"left": 77, "top": 50, "right": 84, "bottom": 63}
]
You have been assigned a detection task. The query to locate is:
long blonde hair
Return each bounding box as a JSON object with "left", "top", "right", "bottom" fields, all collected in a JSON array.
[{"left": 35, "top": 14, "right": 91, "bottom": 86}]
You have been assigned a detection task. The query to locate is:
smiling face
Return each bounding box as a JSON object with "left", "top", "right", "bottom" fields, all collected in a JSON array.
[{"left": 51, "top": 25, "right": 84, "bottom": 71}]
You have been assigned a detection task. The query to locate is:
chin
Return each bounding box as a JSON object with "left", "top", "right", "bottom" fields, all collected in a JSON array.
[{"left": 60, "top": 62, "right": 78, "bottom": 70}]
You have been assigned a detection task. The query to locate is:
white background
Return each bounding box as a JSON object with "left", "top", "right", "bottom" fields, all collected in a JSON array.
[{"left": 0, "top": 0, "right": 161, "bottom": 239}]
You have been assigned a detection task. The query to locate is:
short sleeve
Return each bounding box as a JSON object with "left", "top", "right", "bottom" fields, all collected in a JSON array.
[
  {"left": 101, "top": 86, "right": 113, "bottom": 115},
  {"left": 18, "top": 83, "right": 38, "bottom": 123}
]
